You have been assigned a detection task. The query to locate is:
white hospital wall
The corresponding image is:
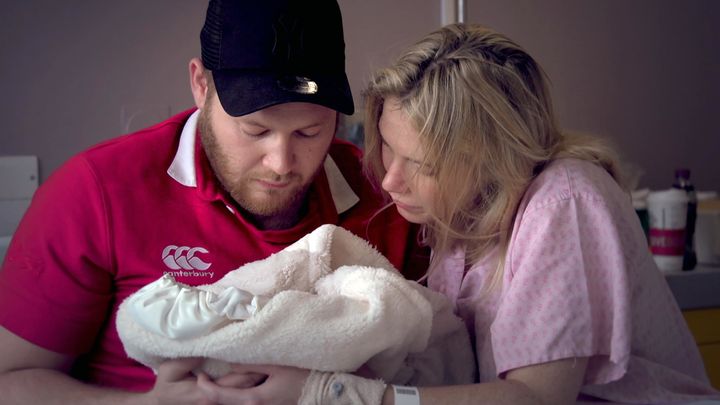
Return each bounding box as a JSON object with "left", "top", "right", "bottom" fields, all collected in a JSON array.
[
  {"left": 0, "top": 0, "right": 718, "bottom": 192},
  {"left": 0, "top": 156, "right": 38, "bottom": 263}
]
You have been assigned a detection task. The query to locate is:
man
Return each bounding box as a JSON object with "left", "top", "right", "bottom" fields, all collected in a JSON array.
[{"left": 0, "top": 0, "right": 425, "bottom": 403}]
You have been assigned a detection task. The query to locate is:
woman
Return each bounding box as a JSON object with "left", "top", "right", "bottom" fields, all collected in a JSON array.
[
  {"left": 361, "top": 22, "right": 719, "bottom": 404},
  {"left": 197, "top": 23, "right": 720, "bottom": 405}
]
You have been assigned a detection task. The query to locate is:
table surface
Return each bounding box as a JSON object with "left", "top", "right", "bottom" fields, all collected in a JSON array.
[{"left": 664, "top": 264, "right": 720, "bottom": 310}]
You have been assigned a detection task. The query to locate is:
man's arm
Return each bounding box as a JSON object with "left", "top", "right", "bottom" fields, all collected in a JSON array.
[{"left": 0, "top": 326, "right": 211, "bottom": 405}]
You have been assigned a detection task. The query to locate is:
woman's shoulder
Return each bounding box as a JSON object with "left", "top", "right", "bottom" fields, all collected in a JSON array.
[{"left": 521, "top": 158, "right": 628, "bottom": 213}]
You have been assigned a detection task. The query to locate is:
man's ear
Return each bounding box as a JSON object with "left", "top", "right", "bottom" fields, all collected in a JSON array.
[{"left": 189, "top": 57, "right": 210, "bottom": 109}]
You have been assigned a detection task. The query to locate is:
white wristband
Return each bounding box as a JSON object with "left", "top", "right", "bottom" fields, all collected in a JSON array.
[{"left": 392, "top": 385, "right": 420, "bottom": 405}]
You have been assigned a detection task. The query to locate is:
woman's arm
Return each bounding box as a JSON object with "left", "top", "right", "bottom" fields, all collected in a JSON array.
[
  {"left": 197, "top": 356, "right": 588, "bottom": 405},
  {"left": 408, "top": 357, "right": 588, "bottom": 405}
]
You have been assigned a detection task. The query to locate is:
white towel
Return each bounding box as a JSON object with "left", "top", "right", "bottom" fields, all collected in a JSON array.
[{"left": 116, "top": 224, "right": 475, "bottom": 385}]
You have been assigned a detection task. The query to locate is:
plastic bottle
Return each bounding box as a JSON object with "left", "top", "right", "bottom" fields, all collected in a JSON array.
[{"left": 672, "top": 168, "right": 697, "bottom": 270}]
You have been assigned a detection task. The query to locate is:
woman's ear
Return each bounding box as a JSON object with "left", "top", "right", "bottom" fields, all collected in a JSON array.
[{"left": 189, "top": 57, "right": 210, "bottom": 110}]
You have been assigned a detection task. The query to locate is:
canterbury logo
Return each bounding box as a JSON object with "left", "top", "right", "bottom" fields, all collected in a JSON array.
[{"left": 161, "top": 245, "right": 212, "bottom": 271}]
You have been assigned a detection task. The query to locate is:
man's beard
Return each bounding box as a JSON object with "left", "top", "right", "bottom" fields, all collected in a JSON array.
[{"left": 198, "top": 106, "right": 321, "bottom": 221}]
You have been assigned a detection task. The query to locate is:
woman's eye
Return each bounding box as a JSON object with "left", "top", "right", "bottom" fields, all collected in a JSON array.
[
  {"left": 419, "top": 166, "right": 436, "bottom": 176},
  {"left": 412, "top": 161, "right": 436, "bottom": 177}
]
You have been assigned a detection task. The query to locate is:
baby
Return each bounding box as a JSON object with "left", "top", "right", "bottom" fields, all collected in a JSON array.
[{"left": 117, "top": 224, "right": 476, "bottom": 386}]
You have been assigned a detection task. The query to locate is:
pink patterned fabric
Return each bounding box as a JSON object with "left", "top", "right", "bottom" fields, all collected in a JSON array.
[{"left": 428, "top": 159, "right": 720, "bottom": 403}]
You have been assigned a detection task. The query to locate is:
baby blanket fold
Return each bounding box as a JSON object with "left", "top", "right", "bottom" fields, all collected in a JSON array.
[{"left": 116, "top": 224, "right": 475, "bottom": 385}]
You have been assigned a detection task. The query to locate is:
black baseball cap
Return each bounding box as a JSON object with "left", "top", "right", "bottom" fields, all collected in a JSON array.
[{"left": 200, "top": 0, "right": 354, "bottom": 117}]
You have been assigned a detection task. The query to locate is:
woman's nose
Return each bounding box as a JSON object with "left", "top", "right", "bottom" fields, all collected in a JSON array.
[{"left": 381, "top": 160, "right": 408, "bottom": 194}]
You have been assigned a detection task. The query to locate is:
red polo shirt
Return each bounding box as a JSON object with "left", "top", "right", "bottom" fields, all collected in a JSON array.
[{"left": 0, "top": 109, "right": 427, "bottom": 391}]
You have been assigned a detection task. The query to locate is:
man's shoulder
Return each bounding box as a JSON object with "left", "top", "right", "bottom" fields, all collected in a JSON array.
[
  {"left": 81, "top": 109, "right": 194, "bottom": 162},
  {"left": 327, "top": 138, "right": 366, "bottom": 190},
  {"left": 41, "top": 109, "right": 196, "bottom": 198},
  {"left": 328, "top": 138, "right": 363, "bottom": 162}
]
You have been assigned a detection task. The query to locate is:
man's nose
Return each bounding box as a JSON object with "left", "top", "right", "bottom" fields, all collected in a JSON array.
[{"left": 263, "top": 135, "right": 295, "bottom": 176}]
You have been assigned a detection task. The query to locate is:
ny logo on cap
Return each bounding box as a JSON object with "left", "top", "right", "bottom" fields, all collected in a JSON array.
[
  {"left": 272, "top": 14, "right": 318, "bottom": 95},
  {"left": 272, "top": 14, "right": 304, "bottom": 63}
]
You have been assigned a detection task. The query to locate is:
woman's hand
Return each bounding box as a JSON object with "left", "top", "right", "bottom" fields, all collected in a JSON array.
[
  {"left": 143, "top": 358, "right": 214, "bottom": 405},
  {"left": 197, "top": 364, "right": 310, "bottom": 405}
]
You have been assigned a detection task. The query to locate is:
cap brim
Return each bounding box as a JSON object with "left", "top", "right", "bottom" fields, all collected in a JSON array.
[{"left": 212, "top": 70, "right": 354, "bottom": 117}]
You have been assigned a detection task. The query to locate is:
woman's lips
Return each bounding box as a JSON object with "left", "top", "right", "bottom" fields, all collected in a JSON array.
[{"left": 393, "top": 200, "right": 421, "bottom": 212}]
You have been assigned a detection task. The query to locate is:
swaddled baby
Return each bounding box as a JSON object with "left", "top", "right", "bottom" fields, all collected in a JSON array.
[{"left": 117, "top": 224, "right": 475, "bottom": 386}]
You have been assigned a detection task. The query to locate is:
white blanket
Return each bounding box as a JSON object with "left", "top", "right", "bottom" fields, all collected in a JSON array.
[{"left": 116, "top": 224, "right": 475, "bottom": 385}]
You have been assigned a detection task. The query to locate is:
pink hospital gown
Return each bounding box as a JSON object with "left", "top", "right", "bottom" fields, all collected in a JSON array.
[{"left": 428, "top": 159, "right": 720, "bottom": 403}]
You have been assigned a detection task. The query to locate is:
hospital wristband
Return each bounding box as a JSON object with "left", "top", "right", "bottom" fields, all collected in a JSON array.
[{"left": 392, "top": 385, "right": 420, "bottom": 405}]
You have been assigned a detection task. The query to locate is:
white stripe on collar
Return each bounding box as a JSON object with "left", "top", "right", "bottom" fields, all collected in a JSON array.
[
  {"left": 167, "top": 109, "right": 359, "bottom": 214},
  {"left": 323, "top": 157, "right": 360, "bottom": 214},
  {"left": 167, "top": 110, "right": 200, "bottom": 187}
]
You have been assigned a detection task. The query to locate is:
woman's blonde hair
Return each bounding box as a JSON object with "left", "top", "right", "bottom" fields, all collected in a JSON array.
[{"left": 363, "top": 23, "right": 621, "bottom": 280}]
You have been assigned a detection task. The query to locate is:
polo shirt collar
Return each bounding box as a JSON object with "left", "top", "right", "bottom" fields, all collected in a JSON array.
[{"left": 166, "top": 110, "right": 359, "bottom": 214}]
